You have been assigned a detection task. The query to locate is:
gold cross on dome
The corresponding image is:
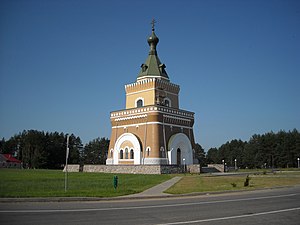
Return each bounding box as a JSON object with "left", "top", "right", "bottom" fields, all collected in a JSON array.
[{"left": 151, "top": 19, "right": 156, "bottom": 31}]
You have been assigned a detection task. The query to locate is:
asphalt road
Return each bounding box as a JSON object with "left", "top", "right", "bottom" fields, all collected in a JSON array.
[{"left": 1, "top": 186, "right": 300, "bottom": 225}]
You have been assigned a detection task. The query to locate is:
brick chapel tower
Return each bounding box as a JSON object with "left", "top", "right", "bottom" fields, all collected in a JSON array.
[{"left": 106, "top": 21, "right": 196, "bottom": 166}]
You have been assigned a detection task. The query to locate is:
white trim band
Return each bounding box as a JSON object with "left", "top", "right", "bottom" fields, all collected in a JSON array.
[
  {"left": 115, "top": 114, "right": 147, "bottom": 122},
  {"left": 112, "top": 121, "right": 193, "bottom": 129}
]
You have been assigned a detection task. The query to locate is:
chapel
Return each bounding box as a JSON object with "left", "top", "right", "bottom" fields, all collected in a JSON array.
[{"left": 106, "top": 21, "right": 196, "bottom": 166}]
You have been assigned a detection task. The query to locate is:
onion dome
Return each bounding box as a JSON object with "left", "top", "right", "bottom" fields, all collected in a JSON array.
[{"left": 137, "top": 20, "right": 169, "bottom": 81}]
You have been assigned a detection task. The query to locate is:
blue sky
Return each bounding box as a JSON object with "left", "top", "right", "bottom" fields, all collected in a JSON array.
[{"left": 1, "top": 0, "right": 299, "bottom": 151}]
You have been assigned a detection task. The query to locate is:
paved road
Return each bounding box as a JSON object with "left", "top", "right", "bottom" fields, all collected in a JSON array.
[{"left": 0, "top": 186, "right": 299, "bottom": 225}]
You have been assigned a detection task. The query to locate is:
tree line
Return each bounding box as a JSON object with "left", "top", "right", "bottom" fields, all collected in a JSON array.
[
  {"left": 205, "top": 129, "right": 300, "bottom": 169},
  {"left": 1, "top": 129, "right": 299, "bottom": 169},
  {"left": 0, "top": 130, "right": 109, "bottom": 169}
]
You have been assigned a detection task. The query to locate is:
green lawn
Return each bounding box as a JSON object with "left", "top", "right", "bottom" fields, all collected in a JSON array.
[
  {"left": 1, "top": 169, "right": 299, "bottom": 198},
  {"left": 166, "top": 172, "right": 300, "bottom": 194},
  {"left": 0, "top": 169, "right": 172, "bottom": 198}
]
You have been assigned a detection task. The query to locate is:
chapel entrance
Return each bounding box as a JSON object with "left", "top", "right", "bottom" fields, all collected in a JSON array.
[
  {"left": 168, "top": 133, "right": 193, "bottom": 165},
  {"left": 177, "top": 148, "right": 181, "bottom": 165}
]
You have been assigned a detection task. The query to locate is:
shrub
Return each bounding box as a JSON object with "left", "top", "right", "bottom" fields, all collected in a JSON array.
[{"left": 244, "top": 175, "right": 251, "bottom": 187}]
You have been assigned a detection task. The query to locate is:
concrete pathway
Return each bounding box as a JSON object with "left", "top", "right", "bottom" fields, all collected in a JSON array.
[{"left": 128, "top": 176, "right": 182, "bottom": 197}]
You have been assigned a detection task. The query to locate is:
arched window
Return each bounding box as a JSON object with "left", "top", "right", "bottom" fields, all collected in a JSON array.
[
  {"left": 120, "top": 149, "right": 124, "bottom": 159},
  {"left": 125, "top": 148, "right": 129, "bottom": 159},
  {"left": 164, "top": 98, "right": 171, "bottom": 107},
  {"left": 130, "top": 149, "right": 134, "bottom": 159},
  {"left": 146, "top": 147, "right": 151, "bottom": 157},
  {"left": 165, "top": 99, "right": 170, "bottom": 107},
  {"left": 137, "top": 99, "right": 143, "bottom": 108}
]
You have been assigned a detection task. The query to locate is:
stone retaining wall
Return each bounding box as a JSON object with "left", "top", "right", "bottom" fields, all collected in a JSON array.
[
  {"left": 64, "top": 164, "right": 201, "bottom": 174},
  {"left": 207, "top": 164, "right": 224, "bottom": 172},
  {"left": 187, "top": 164, "right": 201, "bottom": 174},
  {"left": 84, "top": 165, "right": 160, "bottom": 174},
  {"left": 63, "top": 164, "right": 80, "bottom": 172}
]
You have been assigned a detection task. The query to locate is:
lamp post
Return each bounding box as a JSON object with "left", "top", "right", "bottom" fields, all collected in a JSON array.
[
  {"left": 234, "top": 159, "right": 237, "bottom": 171},
  {"left": 297, "top": 158, "right": 299, "bottom": 169},
  {"left": 65, "top": 134, "right": 70, "bottom": 192},
  {"left": 222, "top": 159, "right": 225, "bottom": 173},
  {"left": 183, "top": 158, "right": 186, "bottom": 173}
]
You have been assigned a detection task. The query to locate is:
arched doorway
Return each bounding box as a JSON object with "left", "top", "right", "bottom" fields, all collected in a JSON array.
[
  {"left": 168, "top": 133, "right": 193, "bottom": 165},
  {"left": 177, "top": 148, "right": 181, "bottom": 165}
]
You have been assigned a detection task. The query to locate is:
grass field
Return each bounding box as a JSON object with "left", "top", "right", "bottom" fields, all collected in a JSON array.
[
  {"left": 1, "top": 169, "right": 299, "bottom": 198},
  {"left": 166, "top": 171, "right": 300, "bottom": 194},
  {"left": 0, "top": 169, "right": 172, "bottom": 198}
]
